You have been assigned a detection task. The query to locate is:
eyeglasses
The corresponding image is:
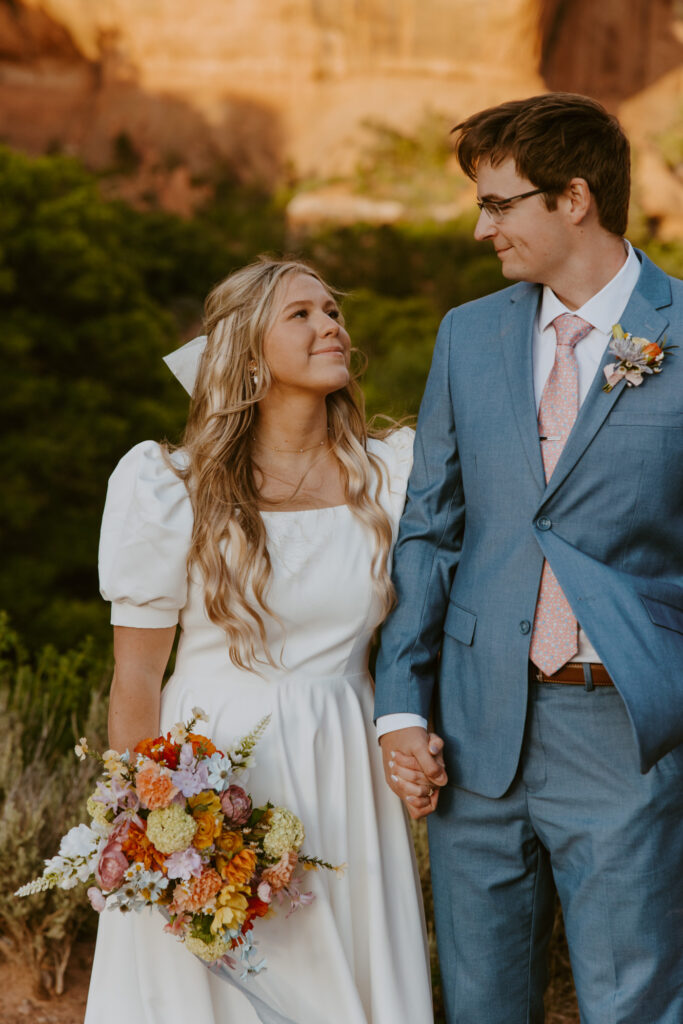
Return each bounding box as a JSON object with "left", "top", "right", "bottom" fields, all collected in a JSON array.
[{"left": 476, "top": 188, "right": 545, "bottom": 221}]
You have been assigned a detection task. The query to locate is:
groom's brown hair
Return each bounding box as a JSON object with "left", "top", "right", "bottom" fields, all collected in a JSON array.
[{"left": 452, "top": 93, "right": 630, "bottom": 236}]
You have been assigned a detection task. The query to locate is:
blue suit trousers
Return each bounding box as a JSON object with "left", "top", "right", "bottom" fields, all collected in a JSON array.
[{"left": 428, "top": 683, "right": 683, "bottom": 1024}]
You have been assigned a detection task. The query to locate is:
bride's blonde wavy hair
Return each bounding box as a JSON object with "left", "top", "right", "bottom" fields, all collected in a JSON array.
[{"left": 165, "top": 257, "right": 396, "bottom": 670}]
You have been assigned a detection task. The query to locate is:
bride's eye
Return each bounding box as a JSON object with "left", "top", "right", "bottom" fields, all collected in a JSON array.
[
  {"left": 327, "top": 309, "right": 340, "bottom": 320},
  {"left": 291, "top": 308, "right": 308, "bottom": 318}
]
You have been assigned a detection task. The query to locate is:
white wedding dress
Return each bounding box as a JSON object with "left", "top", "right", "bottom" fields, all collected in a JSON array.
[{"left": 85, "top": 428, "right": 432, "bottom": 1024}]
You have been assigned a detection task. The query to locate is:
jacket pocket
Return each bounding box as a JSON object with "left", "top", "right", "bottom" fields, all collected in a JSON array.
[
  {"left": 443, "top": 600, "right": 477, "bottom": 646},
  {"left": 608, "top": 412, "right": 683, "bottom": 427},
  {"left": 640, "top": 594, "right": 683, "bottom": 635}
]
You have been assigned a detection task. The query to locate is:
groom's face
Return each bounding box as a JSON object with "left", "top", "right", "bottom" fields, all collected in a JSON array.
[{"left": 474, "top": 157, "right": 572, "bottom": 288}]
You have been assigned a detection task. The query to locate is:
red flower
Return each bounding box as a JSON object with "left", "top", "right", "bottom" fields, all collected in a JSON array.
[
  {"left": 246, "top": 896, "right": 270, "bottom": 921},
  {"left": 134, "top": 735, "right": 180, "bottom": 769}
]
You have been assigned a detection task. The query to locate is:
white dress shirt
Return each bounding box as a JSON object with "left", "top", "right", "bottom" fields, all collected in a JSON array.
[{"left": 376, "top": 241, "right": 642, "bottom": 740}]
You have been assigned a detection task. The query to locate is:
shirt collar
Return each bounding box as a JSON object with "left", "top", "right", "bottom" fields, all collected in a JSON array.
[{"left": 539, "top": 240, "right": 641, "bottom": 336}]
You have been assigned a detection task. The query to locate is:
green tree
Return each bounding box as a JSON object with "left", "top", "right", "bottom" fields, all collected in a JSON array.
[{"left": 0, "top": 149, "right": 189, "bottom": 648}]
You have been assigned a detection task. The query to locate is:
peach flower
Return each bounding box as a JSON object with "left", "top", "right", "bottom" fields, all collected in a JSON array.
[
  {"left": 136, "top": 761, "right": 180, "bottom": 810},
  {"left": 261, "top": 850, "right": 298, "bottom": 892},
  {"left": 170, "top": 867, "right": 223, "bottom": 914}
]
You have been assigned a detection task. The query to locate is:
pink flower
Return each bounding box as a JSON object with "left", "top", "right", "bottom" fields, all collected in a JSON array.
[
  {"left": 257, "top": 881, "right": 273, "bottom": 903},
  {"left": 87, "top": 886, "right": 106, "bottom": 912},
  {"left": 95, "top": 838, "right": 129, "bottom": 892},
  {"left": 220, "top": 785, "right": 251, "bottom": 826},
  {"left": 165, "top": 847, "right": 203, "bottom": 881},
  {"left": 164, "top": 911, "right": 190, "bottom": 936}
]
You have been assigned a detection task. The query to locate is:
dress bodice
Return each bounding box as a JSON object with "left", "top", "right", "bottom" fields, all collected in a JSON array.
[{"left": 99, "top": 430, "right": 414, "bottom": 683}]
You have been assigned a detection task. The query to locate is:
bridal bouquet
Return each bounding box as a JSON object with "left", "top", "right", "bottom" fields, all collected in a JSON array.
[{"left": 16, "top": 709, "right": 338, "bottom": 974}]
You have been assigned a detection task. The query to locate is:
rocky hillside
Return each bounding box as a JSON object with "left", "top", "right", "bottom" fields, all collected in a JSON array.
[{"left": 0, "top": 0, "right": 681, "bottom": 233}]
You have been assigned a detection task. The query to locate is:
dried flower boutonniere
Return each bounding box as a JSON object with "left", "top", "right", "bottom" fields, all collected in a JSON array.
[{"left": 602, "top": 323, "right": 675, "bottom": 392}]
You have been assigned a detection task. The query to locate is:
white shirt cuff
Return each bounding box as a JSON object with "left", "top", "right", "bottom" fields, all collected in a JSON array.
[{"left": 375, "top": 713, "right": 429, "bottom": 741}]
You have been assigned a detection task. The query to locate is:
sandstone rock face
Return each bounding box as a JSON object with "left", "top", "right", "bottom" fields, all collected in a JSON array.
[
  {"left": 0, "top": 0, "right": 542, "bottom": 184},
  {"left": 0, "top": 0, "right": 681, "bottom": 230}
]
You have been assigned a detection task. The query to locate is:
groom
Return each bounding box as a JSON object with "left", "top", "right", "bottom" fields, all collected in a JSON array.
[{"left": 374, "top": 93, "right": 683, "bottom": 1023}]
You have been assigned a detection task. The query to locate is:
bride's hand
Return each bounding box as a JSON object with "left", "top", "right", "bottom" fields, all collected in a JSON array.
[{"left": 380, "top": 729, "right": 447, "bottom": 819}]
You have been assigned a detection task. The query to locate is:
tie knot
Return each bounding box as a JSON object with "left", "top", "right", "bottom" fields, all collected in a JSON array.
[{"left": 552, "top": 313, "right": 592, "bottom": 348}]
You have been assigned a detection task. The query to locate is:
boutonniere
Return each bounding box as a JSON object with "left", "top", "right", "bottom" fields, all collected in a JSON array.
[{"left": 603, "top": 323, "right": 675, "bottom": 392}]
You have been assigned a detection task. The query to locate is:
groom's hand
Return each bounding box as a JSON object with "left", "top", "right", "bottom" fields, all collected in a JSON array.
[{"left": 379, "top": 727, "right": 447, "bottom": 820}]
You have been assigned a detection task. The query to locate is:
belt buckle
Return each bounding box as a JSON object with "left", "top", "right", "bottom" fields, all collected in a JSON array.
[{"left": 530, "top": 663, "right": 545, "bottom": 684}]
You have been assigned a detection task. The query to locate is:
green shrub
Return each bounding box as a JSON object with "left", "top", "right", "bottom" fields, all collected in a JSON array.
[{"left": 0, "top": 614, "right": 110, "bottom": 994}]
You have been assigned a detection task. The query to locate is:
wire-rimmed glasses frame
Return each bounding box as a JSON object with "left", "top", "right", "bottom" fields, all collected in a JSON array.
[{"left": 476, "top": 188, "right": 546, "bottom": 222}]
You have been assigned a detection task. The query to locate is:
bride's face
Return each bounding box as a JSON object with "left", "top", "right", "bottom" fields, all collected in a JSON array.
[{"left": 262, "top": 273, "right": 351, "bottom": 398}]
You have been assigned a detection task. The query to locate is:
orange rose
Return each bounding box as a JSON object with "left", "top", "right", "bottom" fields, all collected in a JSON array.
[
  {"left": 221, "top": 848, "right": 257, "bottom": 886},
  {"left": 192, "top": 809, "right": 223, "bottom": 850}
]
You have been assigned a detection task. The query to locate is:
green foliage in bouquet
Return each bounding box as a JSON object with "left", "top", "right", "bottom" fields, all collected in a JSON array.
[{"left": 0, "top": 614, "right": 110, "bottom": 994}]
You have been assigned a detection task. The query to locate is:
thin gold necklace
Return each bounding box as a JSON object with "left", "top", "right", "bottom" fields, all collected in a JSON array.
[{"left": 252, "top": 432, "right": 329, "bottom": 455}]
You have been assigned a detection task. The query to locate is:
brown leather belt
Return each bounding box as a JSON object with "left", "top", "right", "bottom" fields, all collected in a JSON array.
[{"left": 529, "top": 661, "right": 614, "bottom": 687}]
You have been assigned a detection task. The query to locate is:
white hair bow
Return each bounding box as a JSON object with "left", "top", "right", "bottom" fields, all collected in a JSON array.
[{"left": 162, "top": 335, "right": 207, "bottom": 395}]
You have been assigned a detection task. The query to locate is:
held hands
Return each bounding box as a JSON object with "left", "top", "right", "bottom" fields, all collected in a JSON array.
[{"left": 379, "top": 727, "right": 447, "bottom": 820}]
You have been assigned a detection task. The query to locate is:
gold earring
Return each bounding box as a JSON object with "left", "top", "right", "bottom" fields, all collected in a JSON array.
[{"left": 248, "top": 359, "right": 258, "bottom": 387}]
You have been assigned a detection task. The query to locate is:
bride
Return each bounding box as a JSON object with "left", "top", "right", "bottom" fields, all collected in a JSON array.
[{"left": 85, "top": 257, "right": 433, "bottom": 1023}]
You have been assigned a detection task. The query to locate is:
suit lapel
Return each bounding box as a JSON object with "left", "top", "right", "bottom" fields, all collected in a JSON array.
[
  {"left": 499, "top": 285, "right": 545, "bottom": 492},
  {"left": 541, "top": 253, "right": 672, "bottom": 504}
]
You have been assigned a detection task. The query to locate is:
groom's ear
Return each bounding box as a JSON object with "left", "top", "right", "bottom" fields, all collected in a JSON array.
[{"left": 562, "top": 177, "right": 592, "bottom": 225}]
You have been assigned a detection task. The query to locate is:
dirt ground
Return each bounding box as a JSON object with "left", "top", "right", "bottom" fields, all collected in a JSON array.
[
  {"left": 0, "top": 942, "right": 93, "bottom": 1024},
  {"left": 0, "top": 937, "right": 579, "bottom": 1024}
]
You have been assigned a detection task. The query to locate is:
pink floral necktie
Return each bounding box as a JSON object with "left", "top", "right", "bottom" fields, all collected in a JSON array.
[{"left": 529, "top": 313, "right": 593, "bottom": 675}]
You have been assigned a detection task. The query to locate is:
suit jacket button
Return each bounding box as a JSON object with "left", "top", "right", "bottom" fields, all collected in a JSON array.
[
  {"left": 536, "top": 516, "right": 552, "bottom": 531},
  {"left": 520, "top": 620, "right": 531, "bottom": 634}
]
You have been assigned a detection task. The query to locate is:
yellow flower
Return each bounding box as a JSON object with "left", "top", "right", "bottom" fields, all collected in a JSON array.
[
  {"left": 262, "top": 807, "right": 305, "bottom": 859},
  {"left": 102, "top": 749, "right": 127, "bottom": 777},
  {"left": 210, "top": 885, "right": 250, "bottom": 933},
  {"left": 191, "top": 811, "right": 223, "bottom": 850},
  {"left": 146, "top": 804, "right": 197, "bottom": 854},
  {"left": 215, "top": 829, "right": 244, "bottom": 857},
  {"left": 86, "top": 794, "right": 110, "bottom": 827},
  {"left": 188, "top": 790, "right": 223, "bottom": 816},
  {"left": 184, "top": 933, "right": 231, "bottom": 962}
]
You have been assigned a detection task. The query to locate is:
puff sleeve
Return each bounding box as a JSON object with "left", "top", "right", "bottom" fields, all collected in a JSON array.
[
  {"left": 98, "top": 441, "right": 194, "bottom": 628},
  {"left": 368, "top": 426, "right": 415, "bottom": 523}
]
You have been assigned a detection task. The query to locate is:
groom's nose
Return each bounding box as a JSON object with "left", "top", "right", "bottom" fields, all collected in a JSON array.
[{"left": 474, "top": 209, "right": 498, "bottom": 241}]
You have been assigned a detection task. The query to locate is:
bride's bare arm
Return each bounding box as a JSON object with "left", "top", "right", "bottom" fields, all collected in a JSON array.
[{"left": 108, "top": 625, "right": 177, "bottom": 753}]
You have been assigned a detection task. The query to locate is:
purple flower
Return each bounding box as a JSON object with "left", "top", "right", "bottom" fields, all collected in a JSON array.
[
  {"left": 165, "top": 847, "right": 204, "bottom": 881},
  {"left": 285, "top": 882, "right": 315, "bottom": 918},
  {"left": 220, "top": 785, "right": 251, "bottom": 825},
  {"left": 94, "top": 777, "right": 138, "bottom": 813},
  {"left": 171, "top": 744, "right": 209, "bottom": 797}
]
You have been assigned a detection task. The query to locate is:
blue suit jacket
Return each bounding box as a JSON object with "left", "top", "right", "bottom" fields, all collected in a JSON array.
[{"left": 374, "top": 250, "right": 683, "bottom": 797}]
